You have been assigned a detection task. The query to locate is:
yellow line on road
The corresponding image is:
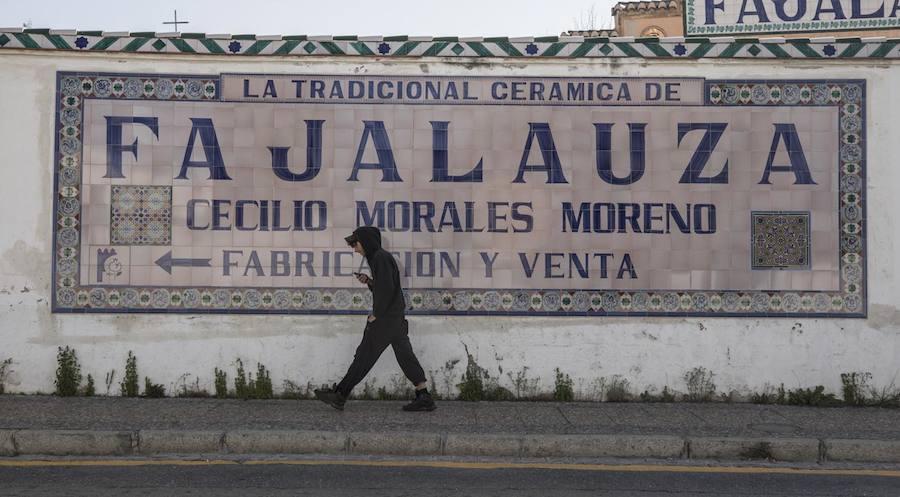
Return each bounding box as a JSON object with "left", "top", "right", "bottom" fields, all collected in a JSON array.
[
  {"left": 244, "top": 460, "right": 900, "bottom": 478},
  {"left": 0, "top": 460, "right": 238, "bottom": 467},
  {"left": 1, "top": 458, "right": 899, "bottom": 477}
]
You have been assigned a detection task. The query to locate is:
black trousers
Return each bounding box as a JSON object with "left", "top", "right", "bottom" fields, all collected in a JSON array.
[{"left": 336, "top": 317, "right": 427, "bottom": 397}]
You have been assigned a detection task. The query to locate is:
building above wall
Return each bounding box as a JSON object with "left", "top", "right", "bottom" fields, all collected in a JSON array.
[
  {"left": 612, "top": 0, "right": 682, "bottom": 37},
  {"left": 562, "top": 29, "right": 619, "bottom": 38}
]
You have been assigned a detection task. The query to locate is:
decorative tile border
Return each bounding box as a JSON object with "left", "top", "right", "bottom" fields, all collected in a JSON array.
[
  {"left": 51, "top": 73, "right": 866, "bottom": 317},
  {"left": 2, "top": 28, "right": 899, "bottom": 59}
]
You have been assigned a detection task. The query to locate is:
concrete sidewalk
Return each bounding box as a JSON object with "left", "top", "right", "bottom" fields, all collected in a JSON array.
[{"left": 1, "top": 395, "right": 899, "bottom": 463}]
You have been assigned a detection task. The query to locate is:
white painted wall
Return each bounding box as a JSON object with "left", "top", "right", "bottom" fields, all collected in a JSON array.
[{"left": 1, "top": 50, "right": 898, "bottom": 398}]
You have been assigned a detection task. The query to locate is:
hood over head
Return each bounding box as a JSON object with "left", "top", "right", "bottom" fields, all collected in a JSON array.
[{"left": 346, "top": 226, "right": 382, "bottom": 258}]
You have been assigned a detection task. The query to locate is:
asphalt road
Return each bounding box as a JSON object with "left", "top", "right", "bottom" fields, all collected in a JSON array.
[{"left": 0, "top": 459, "right": 898, "bottom": 497}]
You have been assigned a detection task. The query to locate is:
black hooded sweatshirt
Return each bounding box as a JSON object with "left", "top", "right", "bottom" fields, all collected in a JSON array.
[{"left": 352, "top": 226, "right": 405, "bottom": 320}]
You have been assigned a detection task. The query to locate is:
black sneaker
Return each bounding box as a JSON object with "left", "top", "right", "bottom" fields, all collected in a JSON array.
[
  {"left": 314, "top": 383, "right": 346, "bottom": 411},
  {"left": 402, "top": 390, "right": 437, "bottom": 412}
]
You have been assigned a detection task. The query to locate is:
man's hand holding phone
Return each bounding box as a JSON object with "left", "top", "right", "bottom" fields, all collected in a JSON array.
[{"left": 353, "top": 272, "right": 371, "bottom": 285}]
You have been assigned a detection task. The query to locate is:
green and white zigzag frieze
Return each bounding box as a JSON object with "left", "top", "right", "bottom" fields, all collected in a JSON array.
[{"left": 0, "top": 29, "right": 898, "bottom": 59}]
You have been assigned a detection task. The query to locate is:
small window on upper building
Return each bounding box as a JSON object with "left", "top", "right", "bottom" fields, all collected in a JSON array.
[{"left": 640, "top": 25, "right": 666, "bottom": 37}]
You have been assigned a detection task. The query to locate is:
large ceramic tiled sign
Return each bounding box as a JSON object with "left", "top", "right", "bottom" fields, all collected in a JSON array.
[
  {"left": 685, "top": 0, "right": 900, "bottom": 36},
  {"left": 52, "top": 72, "right": 866, "bottom": 316}
]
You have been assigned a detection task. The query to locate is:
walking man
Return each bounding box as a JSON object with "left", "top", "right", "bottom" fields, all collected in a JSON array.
[{"left": 314, "top": 226, "right": 436, "bottom": 412}]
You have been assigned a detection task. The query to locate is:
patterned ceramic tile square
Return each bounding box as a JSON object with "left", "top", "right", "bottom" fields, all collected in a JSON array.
[
  {"left": 110, "top": 185, "right": 172, "bottom": 245},
  {"left": 751, "top": 211, "right": 810, "bottom": 270}
]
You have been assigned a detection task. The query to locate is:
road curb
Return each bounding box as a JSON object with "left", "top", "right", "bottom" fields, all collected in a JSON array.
[
  {"left": 225, "top": 430, "right": 347, "bottom": 455},
  {"left": 825, "top": 439, "right": 900, "bottom": 463},
  {"left": 443, "top": 433, "right": 523, "bottom": 457},
  {"left": 2, "top": 430, "right": 900, "bottom": 464},
  {"left": 688, "top": 437, "right": 821, "bottom": 462},
  {"left": 13, "top": 430, "right": 132, "bottom": 456},
  {"left": 521, "top": 434, "right": 685, "bottom": 459},
  {"left": 138, "top": 430, "right": 224, "bottom": 455},
  {"left": 349, "top": 431, "right": 442, "bottom": 456},
  {"left": 0, "top": 430, "right": 15, "bottom": 456}
]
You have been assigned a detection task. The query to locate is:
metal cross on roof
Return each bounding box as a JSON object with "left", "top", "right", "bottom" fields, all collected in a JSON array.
[{"left": 163, "top": 10, "right": 189, "bottom": 32}]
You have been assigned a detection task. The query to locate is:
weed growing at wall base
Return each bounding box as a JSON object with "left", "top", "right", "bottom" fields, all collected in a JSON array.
[
  {"left": 787, "top": 386, "right": 842, "bottom": 406},
  {"left": 0, "top": 358, "right": 13, "bottom": 394},
  {"left": 280, "top": 379, "right": 314, "bottom": 399},
  {"left": 377, "top": 376, "right": 417, "bottom": 400},
  {"left": 214, "top": 368, "right": 228, "bottom": 398},
  {"left": 120, "top": 351, "right": 139, "bottom": 397},
  {"left": 456, "top": 353, "right": 514, "bottom": 401},
  {"left": 841, "top": 372, "right": 872, "bottom": 406},
  {"left": 54, "top": 346, "right": 81, "bottom": 397},
  {"left": 751, "top": 384, "right": 780, "bottom": 404},
  {"left": 83, "top": 374, "right": 95, "bottom": 396},
  {"left": 684, "top": 367, "right": 717, "bottom": 402},
  {"left": 867, "top": 383, "right": 900, "bottom": 407},
  {"left": 352, "top": 378, "right": 377, "bottom": 400},
  {"left": 554, "top": 368, "right": 574, "bottom": 402},
  {"left": 748, "top": 378, "right": 900, "bottom": 408},
  {"left": 234, "top": 359, "right": 250, "bottom": 399},
  {"left": 175, "top": 374, "right": 211, "bottom": 398},
  {"left": 640, "top": 385, "right": 676, "bottom": 402},
  {"left": 457, "top": 354, "right": 486, "bottom": 401},
  {"left": 253, "top": 362, "right": 273, "bottom": 399},
  {"left": 509, "top": 366, "right": 542, "bottom": 400},
  {"left": 749, "top": 383, "right": 839, "bottom": 407},
  {"left": 143, "top": 377, "right": 165, "bottom": 398},
  {"left": 605, "top": 375, "right": 632, "bottom": 402},
  {"left": 838, "top": 371, "right": 900, "bottom": 408},
  {"left": 430, "top": 359, "right": 460, "bottom": 400},
  {"left": 232, "top": 359, "right": 274, "bottom": 400}
]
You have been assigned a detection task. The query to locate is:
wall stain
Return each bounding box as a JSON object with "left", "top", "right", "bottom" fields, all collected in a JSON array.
[
  {"left": 1, "top": 241, "right": 50, "bottom": 292},
  {"left": 867, "top": 304, "right": 900, "bottom": 330},
  {"left": 26, "top": 315, "right": 369, "bottom": 345}
]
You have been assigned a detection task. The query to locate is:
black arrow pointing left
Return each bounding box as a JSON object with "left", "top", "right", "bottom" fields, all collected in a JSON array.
[{"left": 154, "top": 250, "right": 212, "bottom": 274}]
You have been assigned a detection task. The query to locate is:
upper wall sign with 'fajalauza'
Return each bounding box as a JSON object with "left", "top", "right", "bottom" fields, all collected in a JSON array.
[
  {"left": 52, "top": 73, "right": 866, "bottom": 317},
  {"left": 684, "top": 0, "right": 900, "bottom": 35}
]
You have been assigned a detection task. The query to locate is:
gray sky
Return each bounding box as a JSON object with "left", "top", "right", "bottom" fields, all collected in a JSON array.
[{"left": 1, "top": 0, "right": 617, "bottom": 37}]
